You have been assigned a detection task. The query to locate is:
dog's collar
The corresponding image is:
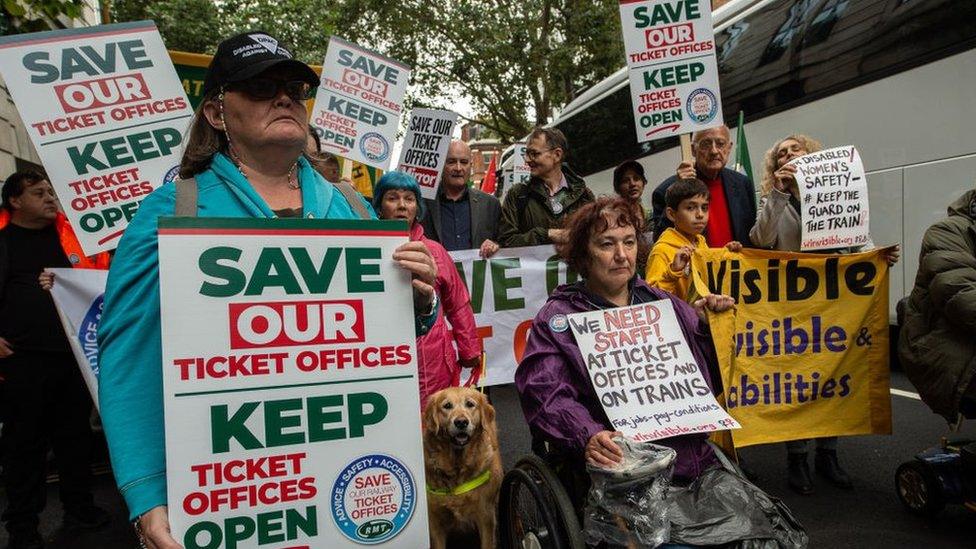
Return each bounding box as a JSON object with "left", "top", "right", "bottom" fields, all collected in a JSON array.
[{"left": 426, "top": 469, "right": 491, "bottom": 496}]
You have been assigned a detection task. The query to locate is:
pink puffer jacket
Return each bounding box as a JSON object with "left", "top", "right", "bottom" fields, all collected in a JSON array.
[{"left": 411, "top": 223, "right": 481, "bottom": 407}]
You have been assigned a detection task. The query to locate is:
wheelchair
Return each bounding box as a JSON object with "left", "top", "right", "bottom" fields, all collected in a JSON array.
[
  {"left": 498, "top": 449, "right": 586, "bottom": 549},
  {"left": 498, "top": 437, "right": 750, "bottom": 549}
]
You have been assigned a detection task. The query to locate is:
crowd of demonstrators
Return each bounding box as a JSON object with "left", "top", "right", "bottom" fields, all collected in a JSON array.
[
  {"left": 373, "top": 171, "right": 482, "bottom": 407},
  {"left": 0, "top": 24, "right": 941, "bottom": 548},
  {"left": 421, "top": 140, "right": 502, "bottom": 258},
  {"left": 612, "top": 160, "right": 653, "bottom": 274},
  {"left": 94, "top": 32, "right": 443, "bottom": 549},
  {"left": 748, "top": 133, "right": 901, "bottom": 495},
  {"left": 645, "top": 178, "right": 742, "bottom": 300},
  {"left": 498, "top": 127, "right": 594, "bottom": 252},
  {"left": 0, "top": 171, "right": 111, "bottom": 549},
  {"left": 514, "top": 197, "right": 807, "bottom": 547},
  {"left": 650, "top": 125, "right": 756, "bottom": 247},
  {"left": 900, "top": 185, "right": 976, "bottom": 423}
]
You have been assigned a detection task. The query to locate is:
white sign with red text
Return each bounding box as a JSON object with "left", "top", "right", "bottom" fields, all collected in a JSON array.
[
  {"left": 618, "top": 0, "right": 723, "bottom": 142},
  {"left": 157, "top": 217, "right": 427, "bottom": 549},
  {"left": 0, "top": 21, "right": 193, "bottom": 255},
  {"left": 311, "top": 36, "right": 411, "bottom": 170},
  {"left": 396, "top": 108, "right": 457, "bottom": 199},
  {"left": 567, "top": 300, "right": 739, "bottom": 441}
]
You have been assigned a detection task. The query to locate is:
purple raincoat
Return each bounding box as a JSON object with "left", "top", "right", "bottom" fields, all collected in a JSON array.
[{"left": 515, "top": 279, "right": 720, "bottom": 484}]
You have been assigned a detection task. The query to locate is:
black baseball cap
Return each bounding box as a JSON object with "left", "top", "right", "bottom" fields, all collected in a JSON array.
[
  {"left": 202, "top": 31, "right": 319, "bottom": 96},
  {"left": 613, "top": 160, "right": 646, "bottom": 190}
]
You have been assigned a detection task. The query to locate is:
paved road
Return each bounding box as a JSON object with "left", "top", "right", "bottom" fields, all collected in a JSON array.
[{"left": 2, "top": 372, "right": 973, "bottom": 548}]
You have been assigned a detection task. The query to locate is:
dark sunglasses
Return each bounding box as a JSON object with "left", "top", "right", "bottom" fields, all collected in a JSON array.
[{"left": 227, "top": 78, "right": 314, "bottom": 101}]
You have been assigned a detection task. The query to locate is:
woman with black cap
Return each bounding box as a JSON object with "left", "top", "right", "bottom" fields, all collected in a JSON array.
[
  {"left": 96, "top": 31, "right": 440, "bottom": 548},
  {"left": 613, "top": 159, "right": 653, "bottom": 275}
]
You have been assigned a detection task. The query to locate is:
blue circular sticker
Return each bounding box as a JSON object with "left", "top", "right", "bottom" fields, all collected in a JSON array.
[
  {"left": 331, "top": 454, "right": 416, "bottom": 544},
  {"left": 163, "top": 165, "right": 180, "bottom": 185},
  {"left": 79, "top": 294, "right": 103, "bottom": 377},
  {"left": 359, "top": 132, "right": 390, "bottom": 163},
  {"left": 686, "top": 88, "right": 718, "bottom": 124},
  {"left": 549, "top": 314, "right": 569, "bottom": 333}
]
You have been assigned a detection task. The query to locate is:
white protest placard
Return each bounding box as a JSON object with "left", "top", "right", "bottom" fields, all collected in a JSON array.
[
  {"left": 396, "top": 108, "right": 457, "bottom": 199},
  {"left": 792, "top": 145, "right": 870, "bottom": 251},
  {"left": 312, "top": 36, "right": 411, "bottom": 170},
  {"left": 566, "top": 300, "right": 739, "bottom": 441},
  {"left": 449, "top": 245, "right": 578, "bottom": 386},
  {"left": 47, "top": 268, "right": 108, "bottom": 409},
  {"left": 618, "top": 0, "right": 723, "bottom": 142},
  {"left": 0, "top": 21, "right": 193, "bottom": 255},
  {"left": 157, "top": 217, "right": 427, "bottom": 548}
]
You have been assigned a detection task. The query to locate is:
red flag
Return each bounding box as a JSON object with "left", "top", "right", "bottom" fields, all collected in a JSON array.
[{"left": 480, "top": 154, "right": 497, "bottom": 194}]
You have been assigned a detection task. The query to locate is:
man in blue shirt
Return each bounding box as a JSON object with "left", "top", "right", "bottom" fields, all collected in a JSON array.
[{"left": 421, "top": 140, "right": 502, "bottom": 258}]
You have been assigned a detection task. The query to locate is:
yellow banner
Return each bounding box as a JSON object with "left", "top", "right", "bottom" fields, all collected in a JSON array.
[
  {"left": 691, "top": 248, "right": 892, "bottom": 447},
  {"left": 351, "top": 162, "right": 378, "bottom": 198}
]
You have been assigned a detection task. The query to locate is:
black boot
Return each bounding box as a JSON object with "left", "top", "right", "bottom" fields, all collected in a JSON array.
[
  {"left": 815, "top": 448, "right": 853, "bottom": 489},
  {"left": 787, "top": 452, "right": 814, "bottom": 495}
]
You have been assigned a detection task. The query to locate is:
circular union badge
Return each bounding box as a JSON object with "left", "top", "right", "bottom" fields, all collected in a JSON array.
[
  {"left": 685, "top": 88, "right": 718, "bottom": 124},
  {"left": 359, "top": 132, "right": 391, "bottom": 163},
  {"left": 163, "top": 165, "right": 180, "bottom": 185},
  {"left": 549, "top": 314, "right": 569, "bottom": 333},
  {"left": 331, "top": 454, "right": 417, "bottom": 545}
]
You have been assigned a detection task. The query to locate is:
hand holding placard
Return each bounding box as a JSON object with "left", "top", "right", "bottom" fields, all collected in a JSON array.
[{"left": 567, "top": 300, "right": 739, "bottom": 442}]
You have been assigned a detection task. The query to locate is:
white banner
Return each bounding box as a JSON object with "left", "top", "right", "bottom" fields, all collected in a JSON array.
[
  {"left": 47, "top": 267, "right": 108, "bottom": 410},
  {"left": 567, "top": 300, "right": 739, "bottom": 441},
  {"left": 397, "top": 108, "right": 458, "bottom": 199},
  {"left": 0, "top": 21, "right": 193, "bottom": 255},
  {"left": 792, "top": 145, "right": 871, "bottom": 251},
  {"left": 157, "top": 217, "right": 427, "bottom": 548},
  {"left": 312, "top": 36, "right": 411, "bottom": 170},
  {"left": 618, "top": 0, "right": 723, "bottom": 141},
  {"left": 449, "top": 245, "right": 578, "bottom": 386}
]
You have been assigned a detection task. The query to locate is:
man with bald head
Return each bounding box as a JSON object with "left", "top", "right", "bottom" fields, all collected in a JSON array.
[
  {"left": 421, "top": 140, "right": 503, "bottom": 258},
  {"left": 650, "top": 125, "right": 757, "bottom": 246}
]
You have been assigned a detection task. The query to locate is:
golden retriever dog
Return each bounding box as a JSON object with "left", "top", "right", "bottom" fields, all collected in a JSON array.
[{"left": 423, "top": 387, "right": 502, "bottom": 549}]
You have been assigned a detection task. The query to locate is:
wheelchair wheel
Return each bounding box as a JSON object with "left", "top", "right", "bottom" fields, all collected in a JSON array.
[
  {"left": 895, "top": 460, "right": 945, "bottom": 517},
  {"left": 498, "top": 454, "right": 585, "bottom": 549}
]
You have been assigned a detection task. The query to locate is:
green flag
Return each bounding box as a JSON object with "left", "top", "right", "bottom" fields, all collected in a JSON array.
[{"left": 733, "top": 110, "right": 753, "bottom": 182}]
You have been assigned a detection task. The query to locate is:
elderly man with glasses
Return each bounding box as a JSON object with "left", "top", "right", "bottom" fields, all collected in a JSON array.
[
  {"left": 649, "top": 125, "right": 757, "bottom": 247},
  {"left": 498, "top": 127, "right": 594, "bottom": 252}
]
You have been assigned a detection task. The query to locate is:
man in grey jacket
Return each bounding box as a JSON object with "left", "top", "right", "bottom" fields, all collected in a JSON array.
[{"left": 421, "top": 140, "right": 502, "bottom": 257}]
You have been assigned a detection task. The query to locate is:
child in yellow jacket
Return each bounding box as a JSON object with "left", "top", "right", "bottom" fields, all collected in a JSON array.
[{"left": 646, "top": 178, "right": 741, "bottom": 299}]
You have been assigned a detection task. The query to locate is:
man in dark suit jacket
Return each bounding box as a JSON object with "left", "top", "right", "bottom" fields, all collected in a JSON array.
[
  {"left": 421, "top": 140, "right": 502, "bottom": 257},
  {"left": 650, "top": 125, "right": 757, "bottom": 247}
]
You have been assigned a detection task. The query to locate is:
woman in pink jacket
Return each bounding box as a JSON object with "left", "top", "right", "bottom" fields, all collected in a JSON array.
[{"left": 374, "top": 171, "right": 482, "bottom": 407}]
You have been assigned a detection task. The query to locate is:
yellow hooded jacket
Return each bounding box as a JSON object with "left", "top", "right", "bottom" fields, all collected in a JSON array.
[{"left": 645, "top": 227, "right": 707, "bottom": 300}]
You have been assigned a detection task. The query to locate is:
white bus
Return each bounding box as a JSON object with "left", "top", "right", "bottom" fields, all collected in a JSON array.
[{"left": 539, "top": 0, "right": 976, "bottom": 319}]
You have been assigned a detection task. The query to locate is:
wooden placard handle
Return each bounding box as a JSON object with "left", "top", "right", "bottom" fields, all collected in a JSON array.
[{"left": 680, "top": 133, "right": 693, "bottom": 163}]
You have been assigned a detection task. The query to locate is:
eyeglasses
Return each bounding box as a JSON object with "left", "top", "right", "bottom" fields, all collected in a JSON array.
[
  {"left": 525, "top": 147, "right": 557, "bottom": 160},
  {"left": 226, "top": 78, "right": 314, "bottom": 102},
  {"left": 694, "top": 138, "right": 730, "bottom": 150}
]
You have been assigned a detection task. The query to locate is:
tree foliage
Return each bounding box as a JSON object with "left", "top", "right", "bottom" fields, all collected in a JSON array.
[
  {"left": 2, "top": 0, "right": 86, "bottom": 33},
  {"left": 111, "top": 0, "right": 625, "bottom": 142},
  {"left": 346, "top": 0, "right": 624, "bottom": 140}
]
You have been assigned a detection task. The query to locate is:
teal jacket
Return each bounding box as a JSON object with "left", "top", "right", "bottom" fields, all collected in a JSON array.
[{"left": 98, "top": 153, "right": 404, "bottom": 519}]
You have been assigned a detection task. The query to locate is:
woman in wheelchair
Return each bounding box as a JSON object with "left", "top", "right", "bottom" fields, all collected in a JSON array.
[{"left": 514, "top": 197, "right": 807, "bottom": 548}]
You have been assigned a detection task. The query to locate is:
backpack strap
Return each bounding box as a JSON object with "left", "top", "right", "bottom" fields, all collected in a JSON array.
[
  {"left": 334, "top": 181, "right": 371, "bottom": 220},
  {"left": 174, "top": 177, "right": 198, "bottom": 217}
]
